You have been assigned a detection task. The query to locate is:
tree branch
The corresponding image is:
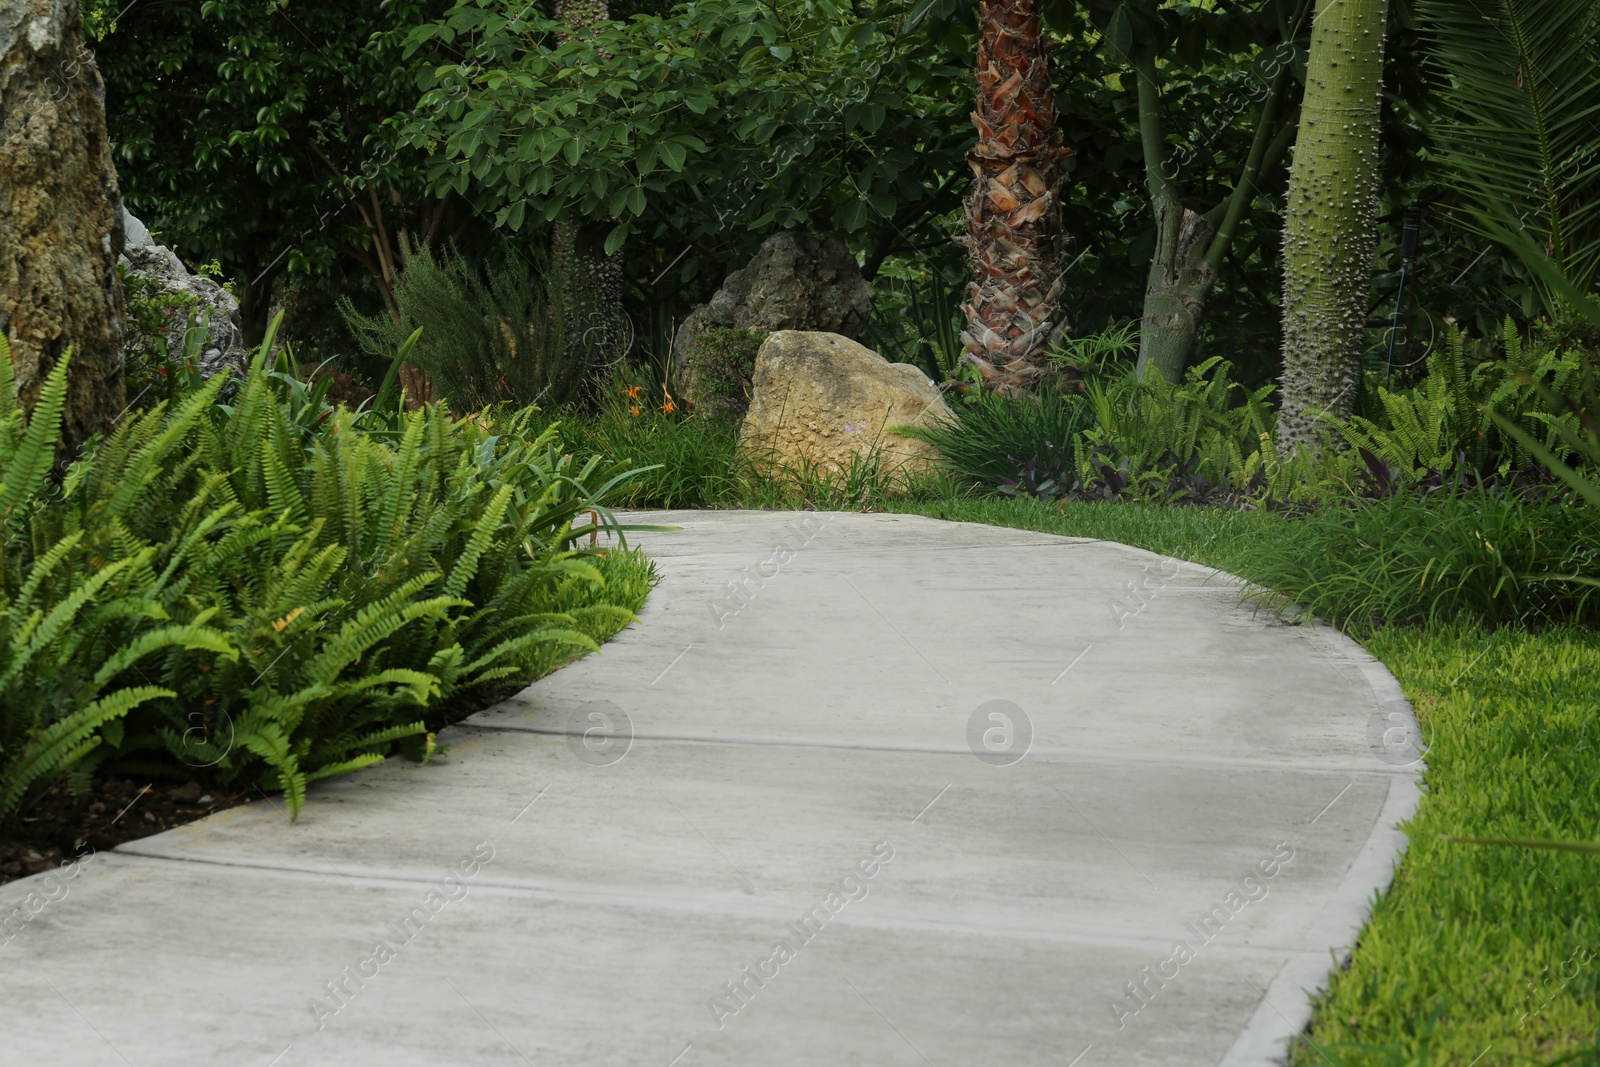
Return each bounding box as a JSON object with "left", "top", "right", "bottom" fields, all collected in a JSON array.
[
  {"left": 1204, "top": 64, "right": 1294, "bottom": 267},
  {"left": 1133, "top": 44, "right": 1177, "bottom": 211}
]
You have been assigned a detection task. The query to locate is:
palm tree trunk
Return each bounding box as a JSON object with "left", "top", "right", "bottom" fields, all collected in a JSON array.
[
  {"left": 1276, "top": 0, "right": 1390, "bottom": 449},
  {"left": 960, "top": 0, "right": 1072, "bottom": 396}
]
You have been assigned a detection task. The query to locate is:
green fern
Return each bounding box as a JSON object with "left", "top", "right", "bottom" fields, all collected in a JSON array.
[{"left": 1, "top": 319, "right": 647, "bottom": 824}]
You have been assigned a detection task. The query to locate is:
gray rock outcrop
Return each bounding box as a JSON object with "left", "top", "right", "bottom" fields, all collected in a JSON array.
[
  {"left": 672, "top": 231, "right": 874, "bottom": 410},
  {"left": 119, "top": 207, "right": 246, "bottom": 383},
  {"left": 1, "top": 0, "right": 125, "bottom": 454},
  {"left": 737, "top": 331, "right": 953, "bottom": 483}
]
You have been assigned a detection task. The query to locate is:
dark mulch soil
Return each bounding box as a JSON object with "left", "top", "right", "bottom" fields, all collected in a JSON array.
[
  {"left": 0, "top": 778, "right": 249, "bottom": 888},
  {"left": 0, "top": 673, "right": 552, "bottom": 890}
]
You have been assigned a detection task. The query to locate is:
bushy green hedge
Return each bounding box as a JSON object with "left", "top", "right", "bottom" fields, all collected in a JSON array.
[
  {"left": 0, "top": 334, "right": 651, "bottom": 824},
  {"left": 905, "top": 324, "right": 1596, "bottom": 506}
]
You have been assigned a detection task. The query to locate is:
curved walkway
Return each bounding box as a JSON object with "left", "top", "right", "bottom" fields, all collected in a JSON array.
[{"left": 1, "top": 511, "right": 1422, "bottom": 1066}]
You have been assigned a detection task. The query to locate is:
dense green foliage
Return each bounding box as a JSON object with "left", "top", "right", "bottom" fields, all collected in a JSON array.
[
  {"left": 678, "top": 327, "right": 764, "bottom": 420},
  {"left": 0, "top": 335, "right": 652, "bottom": 824},
  {"left": 0, "top": 346, "right": 233, "bottom": 824},
  {"left": 904, "top": 319, "right": 1596, "bottom": 503},
  {"left": 1242, "top": 491, "right": 1599, "bottom": 628},
  {"left": 404, "top": 0, "right": 968, "bottom": 268},
  {"left": 96, "top": 0, "right": 461, "bottom": 341},
  {"left": 1418, "top": 0, "right": 1600, "bottom": 308},
  {"left": 341, "top": 244, "right": 586, "bottom": 409}
]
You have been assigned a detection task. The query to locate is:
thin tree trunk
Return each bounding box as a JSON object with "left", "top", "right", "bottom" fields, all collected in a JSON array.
[
  {"left": 1138, "top": 201, "right": 1218, "bottom": 382},
  {"left": 960, "top": 0, "right": 1072, "bottom": 396},
  {"left": 1132, "top": 44, "right": 1297, "bottom": 382},
  {"left": 1276, "top": 0, "right": 1390, "bottom": 448},
  {"left": 0, "top": 0, "right": 125, "bottom": 458}
]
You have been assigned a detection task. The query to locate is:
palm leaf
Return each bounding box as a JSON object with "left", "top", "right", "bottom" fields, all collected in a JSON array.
[{"left": 1419, "top": 0, "right": 1600, "bottom": 299}]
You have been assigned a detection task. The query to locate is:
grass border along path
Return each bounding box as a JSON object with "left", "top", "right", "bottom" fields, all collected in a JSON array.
[{"left": 890, "top": 496, "right": 1600, "bottom": 1067}]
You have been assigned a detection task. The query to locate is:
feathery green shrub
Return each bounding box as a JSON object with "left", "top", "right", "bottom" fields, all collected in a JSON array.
[
  {"left": 0, "top": 344, "right": 234, "bottom": 823},
  {"left": 1338, "top": 320, "right": 1593, "bottom": 480},
  {"left": 340, "top": 243, "right": 585, "bottom": 410},
  {"left": 0, "top": 332, "right": 650, "bottom": 823}
]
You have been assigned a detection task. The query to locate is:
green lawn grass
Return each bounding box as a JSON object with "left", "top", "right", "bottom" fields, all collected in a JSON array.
[{"left": 890, "top": 496, "right": 1600, "bottom": 1066}]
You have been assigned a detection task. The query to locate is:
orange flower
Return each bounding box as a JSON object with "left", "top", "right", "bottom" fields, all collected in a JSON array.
[
  {"left": 628, "top": 404, "right": 642, "bottom": 417},
  {"left": 624, "top": 385, "right": 642, "bottom": 400},
  {"left": 660, "top": 400, "right": 676, "bottom": 414}
]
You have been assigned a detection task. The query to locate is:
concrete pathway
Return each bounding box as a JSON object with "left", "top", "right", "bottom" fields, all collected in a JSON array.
[{"left": 0, "top": 511, "right": 1423, "bottom": 1066}]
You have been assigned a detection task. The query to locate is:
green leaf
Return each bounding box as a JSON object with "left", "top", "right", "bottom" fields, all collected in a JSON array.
[
  {"left": 836, "top": 198, "right": 872, "bottom": 232},
  {"left": 603, "top": 223, "right": 629, "bottom": 256},
  {"left": 658, "top": 141, "right": 686, "bottom": 172}
]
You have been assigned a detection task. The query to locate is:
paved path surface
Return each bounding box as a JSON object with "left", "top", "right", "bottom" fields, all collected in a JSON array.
[{"left": 1, "top": 511, "right": 1423, "bottom": 1066}]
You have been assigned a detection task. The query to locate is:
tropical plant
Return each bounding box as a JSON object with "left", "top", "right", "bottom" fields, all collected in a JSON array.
[
  {"left": 1050, "top": 319, "right": 1139, "bottom": 376},
  {"left": 1417, "top": 0, "right": 1600, "bottom": 311},
  {"left": 0, "top": 344, "right": 233, "bottom": 825},
  {"left": 904, "top": 352, "right": 1312, "bottom": 501},
  {"left": 1077, "top": 355, "right": 1307, "bottom": 499},
  {"left": 2, "top": 321, "right": 652, "bottom": 822},
  {"left": 340, "top": 242, "right": 586, "bottom": 410},
  {"left": 1276, "top": 0, "right": 1391, "bottom": 446},
  {"left": 864, "top": 254, "right": 970, "bottom": 385},
  {"left": 897, "top": 387, "right": 1095, "bottom": 494},
  {"left": 1338, "top": 320, "right": 1593, "bottom": 484},
  {"left": 959, "top": 0, "right": 1071, "bottom": 395},
  {"left": 125, "top": 342, "right": 644, "bottom": 813},
  {"left": 1096, "top": 0, "right": 1309, "bottom": 382}
]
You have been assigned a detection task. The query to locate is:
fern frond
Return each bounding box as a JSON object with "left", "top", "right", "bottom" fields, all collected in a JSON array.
[
  {"left": 0, "top": 685, "right": 172, "bottom": 822},
  {"left": 0, "top": 352, "right": 71, "bottom": 534}
]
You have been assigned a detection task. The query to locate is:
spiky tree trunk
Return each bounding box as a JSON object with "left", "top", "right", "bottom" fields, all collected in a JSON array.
[
  {"left": 960, "top": 0, "right": 1072, "bottom": 396},
  {"left": 0, "top": 0, "right": 125, "bottom": 458},
  {"left": 1276, "top": 0, "right": 1389, "bottom": 448},
  {"left": 553, "top": 0, "right": 628, "bottom": 377}
]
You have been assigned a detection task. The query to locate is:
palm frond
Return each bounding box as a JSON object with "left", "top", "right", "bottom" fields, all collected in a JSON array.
[{"left": 1420, "top": 0, "right": 1600, "bottom": 298}]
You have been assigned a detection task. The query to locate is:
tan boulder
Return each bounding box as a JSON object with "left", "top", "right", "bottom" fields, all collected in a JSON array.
[{"left": 737, "top": 331, "right": 954, "bottom": 482}]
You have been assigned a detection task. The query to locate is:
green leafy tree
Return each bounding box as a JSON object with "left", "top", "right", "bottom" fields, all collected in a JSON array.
[
  {"left": 402, "top": 0, "right": 971, "bottom": 290},
  {"left": 96, "top": 0, "right": 463, "bottom": 342}
]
